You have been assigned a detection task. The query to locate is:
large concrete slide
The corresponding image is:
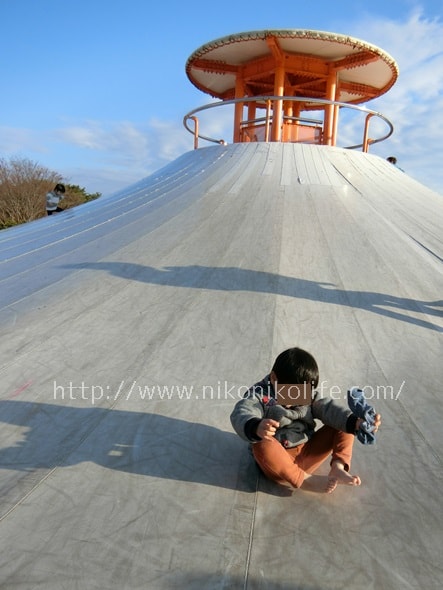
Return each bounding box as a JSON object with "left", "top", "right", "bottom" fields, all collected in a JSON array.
[{"left": 0, "top": 142, "right": 442, "bottom": 589}]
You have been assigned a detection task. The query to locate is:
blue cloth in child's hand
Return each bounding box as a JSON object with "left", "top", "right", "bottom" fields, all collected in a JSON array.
[{"left": 347, "top": 387, "right": 376, "bottom": 445}]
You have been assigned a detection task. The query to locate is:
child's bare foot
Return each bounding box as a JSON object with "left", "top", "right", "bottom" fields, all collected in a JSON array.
[
  {"left": 328, "top": 460, "right": 361, "bottom": 489},
  {"left": 300, "top": 474, "right": 338, "bottom": 494}
]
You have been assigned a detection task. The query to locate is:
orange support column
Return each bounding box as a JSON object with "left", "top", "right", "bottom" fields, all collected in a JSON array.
[
  {"left": 332, "top": 103, "right": 340, "bottom": 146},
  {"left": 282, "top": 98, "right": 292, "bottom": 142},
  {"left": 233, "top": 75, "right": 245, "bottom": 143},
  {"left": 331, "top": 79, "right": 340, "bottom": 146},
  {"left": 292, "top": 101, "right": 301, "bottom": 143},
  {"left": 324, "top": 69, "right": 337, "bottom": 146},
  {"left": 247, "top": 101, "right": 257, "bottom": 141},
  {"left": 271, "top": 63, "right": 285, "bottom": 142}
]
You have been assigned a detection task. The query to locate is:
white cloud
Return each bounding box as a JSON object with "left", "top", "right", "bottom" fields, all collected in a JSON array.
[
  {"left": 0, "top": 126, "right": 48, "bottom": 155},
  {"left": 348, "top": 9, "right": 443, "bottom": 194},
  {"left": 57, "top": 121, "right": 150, "bottom": 161},
  {"left": 146, "top": 118, "right": 194, "bottom": 160},
  {"left": 50, "top": 118, "right": 196, "bottom": 195},
  {"left": 63, "top": 164, "right": 145, "bottom": 197},
  {"left": 0, "top": 120, "right": 176, "bottom": 195}
]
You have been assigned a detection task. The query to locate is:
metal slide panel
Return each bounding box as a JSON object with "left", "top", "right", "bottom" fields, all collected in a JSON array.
[{"left": 0, "top": 143, "right": 442, "bottom": 589}]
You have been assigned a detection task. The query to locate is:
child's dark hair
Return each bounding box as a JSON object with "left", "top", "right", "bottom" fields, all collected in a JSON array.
[{"left": 271, "top": 347, "right": 319, "bottom": 388}]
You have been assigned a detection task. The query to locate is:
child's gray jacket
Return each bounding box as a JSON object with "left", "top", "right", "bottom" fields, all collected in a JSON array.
[{"left": 230, "top": 375, "right": 355, "bottom": 448}]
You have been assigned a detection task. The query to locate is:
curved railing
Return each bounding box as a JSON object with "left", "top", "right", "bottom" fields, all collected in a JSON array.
[{"left": 183, "top": 96, "right": 393, "bottom": 152}]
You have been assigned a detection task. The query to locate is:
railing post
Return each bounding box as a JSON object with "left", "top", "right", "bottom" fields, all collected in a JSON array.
[
  {"left": 265, "top": 100, "right": 271, "bottom": 142},
  {"left": 190, "top": 116, "right": 199, "bottom": 149},
  {"left": 362, "top": 113, "right": 374, "bottom": 152}
]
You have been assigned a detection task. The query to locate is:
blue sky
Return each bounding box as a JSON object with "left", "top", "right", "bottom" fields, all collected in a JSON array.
[{"left": 1, "top": 0, "right": 442, "bottom": 196}]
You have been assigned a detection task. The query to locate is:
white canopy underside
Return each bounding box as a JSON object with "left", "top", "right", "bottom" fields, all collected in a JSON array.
[{"left": 186, "top": 30, "right": 398, "bottom": 102}]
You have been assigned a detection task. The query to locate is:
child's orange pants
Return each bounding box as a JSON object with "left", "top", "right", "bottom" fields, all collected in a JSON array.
[{"left": 252, "top": 425, "right": 355, "bottom": 489}]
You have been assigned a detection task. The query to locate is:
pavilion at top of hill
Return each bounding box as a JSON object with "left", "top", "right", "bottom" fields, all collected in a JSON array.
[
  {"left": 186, "top": 29, "right": 399, "bottom": 104},
  {"left": 185, "top": 29, "right": 399, "bottom": 146}
]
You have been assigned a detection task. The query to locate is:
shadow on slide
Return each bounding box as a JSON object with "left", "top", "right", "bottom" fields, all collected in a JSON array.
[
  {"left": 63, "top": 262, "right": 443, "bottom": 332},
  {"left": 0, "top": 400, "right": 258, "bottom": 494}
]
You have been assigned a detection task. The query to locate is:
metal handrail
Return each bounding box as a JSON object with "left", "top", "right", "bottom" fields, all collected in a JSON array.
[
  {"left": 240, "top": 114, "right": 324, "bottom": 126},
  {"left": 183, "top": 95, "right": 393, "bottom": 151}
]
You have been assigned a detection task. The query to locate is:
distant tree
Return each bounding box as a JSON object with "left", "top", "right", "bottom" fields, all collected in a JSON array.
[
  {"left": 0, "top": 157, "right": 62, "bottom": 228},
  {"left": 61, "top": 184, "right": 101, "bottom": 210},
  {"left": 0, "top": 156, "right": 101, "bottom": 229}
]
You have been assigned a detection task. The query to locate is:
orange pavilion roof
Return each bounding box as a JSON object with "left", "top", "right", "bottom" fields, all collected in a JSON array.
[{"left": 186, "top": 29, "right": 399, "bottom": 104}]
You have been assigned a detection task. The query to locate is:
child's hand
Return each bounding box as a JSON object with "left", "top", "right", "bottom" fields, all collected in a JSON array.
[
  {"left": 373, "top": 413, "right": 381, "bottom": 432},
  {"left": 257, "top": 418, "right": 280, "bottom": 440},
  {"left": 356, "top": 413, "right": 382, "bottom": 433}
]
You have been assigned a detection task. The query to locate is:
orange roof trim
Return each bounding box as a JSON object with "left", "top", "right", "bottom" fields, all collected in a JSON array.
[{"left": 186, "top": 29, "right": 399, "bottom": 104}]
